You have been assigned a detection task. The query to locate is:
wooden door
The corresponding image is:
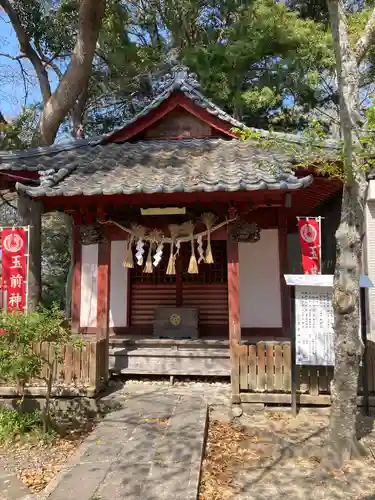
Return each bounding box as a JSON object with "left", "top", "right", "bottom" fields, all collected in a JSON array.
[
  {"left": 130, "top": 240, "right": 228, "bottom": 336},
  {"left": 181, "top": 241, "right": 228, "bottom": 337},
  {"left": 130, "top": 245, "right": 176, "bottom": 332}
]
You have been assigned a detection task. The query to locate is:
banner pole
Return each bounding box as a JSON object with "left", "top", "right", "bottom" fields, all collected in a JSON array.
[
  {"left": 318, "top": 216, "right": 322, "bottom": 275},
  {"left": 360, "top": 286, "right": 369, "bottom": 415}
]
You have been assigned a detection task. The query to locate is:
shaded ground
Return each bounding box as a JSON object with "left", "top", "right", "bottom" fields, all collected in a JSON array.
[
  {"left": 200, "top": 408, "right": 375, "bottom": 500},
  {"left": 43, "top": 391, "right": 207, "bottom": 500},
  {"left": 0, "top": 378, "right": 229, "bottom": 497}
]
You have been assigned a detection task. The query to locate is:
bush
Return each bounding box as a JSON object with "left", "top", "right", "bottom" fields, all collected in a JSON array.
[
  {"left": 0, "top": 408, "right": 46, "bottom": 442},
  {"left": 0, "top": 305, "right": 82, "bottom": 431}
]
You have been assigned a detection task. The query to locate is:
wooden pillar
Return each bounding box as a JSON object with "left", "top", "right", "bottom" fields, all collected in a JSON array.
[
  {"left": 227, "top": 232, "right": 241, "bottom": 344},
  {"left": 71, "top": 224, "right": 82, "bottom": 333},
  {"left": 278, "top": 210, "right": 291, "bottom": 336},
  {"left": 176, "top": 254, "right": 183, "bottom": 307},
  {"left": 97, "top": 239, "right": 111, "bottom": 341},
  {"left": 18, "top": 193, "right": 42, "bottom": 311},
  {"left": 227, "top": 217, "right": 241, "bottom": 402}
]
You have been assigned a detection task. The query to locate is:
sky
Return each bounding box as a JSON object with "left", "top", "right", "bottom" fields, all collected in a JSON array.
[{"left": 0, "top": 10, "right": 50, "bottom": 119}]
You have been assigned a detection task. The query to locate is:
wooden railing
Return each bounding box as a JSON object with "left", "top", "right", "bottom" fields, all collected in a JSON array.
[
  {"left": 0, "top": 338, "right": 107, "bottom": 397},
  {"left": 232, "top": 340, "right": 375, "bottom": 405}
]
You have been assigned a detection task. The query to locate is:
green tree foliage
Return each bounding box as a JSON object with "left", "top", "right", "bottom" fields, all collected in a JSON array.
[
  {"left": 41, "top": 213, "right": 71, "bottom": 309},
  {"left": 80, "top": 0, "right": 375, "bottom": 133},
  {"left": 82, "top": 0, "right": 334, "bottom": 132},
  {"left": 3, "top": 1, "right": 375, "bottom": 135},
  {"left": 0, "top": 107, "right": 38, "bottom": 150},
  {"left": 182, "top": 0, "right": 333, "bottom": 129},
  {"left": 1, "top": 0, "right": 336, "bottom": 134}
]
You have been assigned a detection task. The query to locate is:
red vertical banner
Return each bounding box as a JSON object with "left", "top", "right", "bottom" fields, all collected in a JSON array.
[
  {"left": 1, "top": 228, "right": 28, "bottom": 311},
  {"left": 297, "top": 218, "right": 321, "bottom": 275}
]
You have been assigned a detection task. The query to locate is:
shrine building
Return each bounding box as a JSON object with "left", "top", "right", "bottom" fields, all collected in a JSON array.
[{"left": 2, "top": 65, "right": 374, "bottom": 401}]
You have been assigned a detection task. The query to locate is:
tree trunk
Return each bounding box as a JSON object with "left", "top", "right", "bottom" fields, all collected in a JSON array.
[
  {"left": 38, "top": 0, "right": 106, "bottom": 145},
  {"left": 328, "top": 184, "right": 366, "bottom": 466},
  {"left": 326, "top": 0, "right": 368, "bottom": 467}
]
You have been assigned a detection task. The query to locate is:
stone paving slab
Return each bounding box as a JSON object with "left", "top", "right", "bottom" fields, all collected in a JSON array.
[
  {"left": 44, "top": 392, "right": 208, "bottom": 500},
  {"left": 0, "top": 469, "right": 34, "bottom": 500}
]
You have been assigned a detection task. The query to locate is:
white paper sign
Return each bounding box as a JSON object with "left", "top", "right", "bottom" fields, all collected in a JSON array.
[{"left": 295, "top": 286, "right": 335, "bottom": 366}]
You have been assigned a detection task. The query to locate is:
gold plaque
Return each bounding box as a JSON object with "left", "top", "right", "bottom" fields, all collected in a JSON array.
[{"left": 169, "top": 313, "right": 181, "bottom": 326}]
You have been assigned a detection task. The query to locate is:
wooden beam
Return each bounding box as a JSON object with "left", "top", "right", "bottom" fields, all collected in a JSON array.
[
  {"left": 278, "top": 210, "right": 291, "bottom": 336},
  {"left": 126, "top": 265, "right": 132, "bottom": 328},
  {"left": 97, "top": 240, "right": 111, "bottom": 342},
  {"left": 238, "top": 393, "right": 375, "bottom": 407},
  {"left": 41, "top": 190, "right": 291, "bottom": 213},
  {"left": 71, "top": 225, "right": 82, "bottom": 333}
]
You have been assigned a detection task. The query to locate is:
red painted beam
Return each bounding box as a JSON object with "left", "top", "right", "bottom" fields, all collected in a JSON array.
[
  {"left": 97, "top": 240, "right": 111, "bottom": 341},
  {"left": 71, "top": 225, "right": 82, "bottom": 333},
  {"left": 278, "top": 209, "right": 291, "bottom": 337},
  {"left": 40, "top": 190, "right": 288, "bottom": 213},
  {"left": 227, "top": 232, "right": 241, "bottom": 344}
]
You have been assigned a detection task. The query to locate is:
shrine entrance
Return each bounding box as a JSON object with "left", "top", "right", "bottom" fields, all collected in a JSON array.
[{"left": 130, "top": 240, "right": 228, "bottom": 337}]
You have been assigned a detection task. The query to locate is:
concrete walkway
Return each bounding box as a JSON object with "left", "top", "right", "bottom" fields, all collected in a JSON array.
[{"left": 44, "top": 391, "right": 208, "bottom": 500}]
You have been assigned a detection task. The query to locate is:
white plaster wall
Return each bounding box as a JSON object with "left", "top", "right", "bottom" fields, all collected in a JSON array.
[
  {"left": 80, "top": 244, "right": 98, "bottom": 328},
  {"left": 109, "top": 240, "right": 128, "bottom": 328},
  {"left": 239, "top": 229, "right": 282, "bottom": 328},
  {"left": 368, "top": 179, "right": 375, "bottom": 201}
]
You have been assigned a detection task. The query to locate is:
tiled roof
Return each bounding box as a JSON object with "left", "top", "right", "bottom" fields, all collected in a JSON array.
[
  {"left": 100, "top": 66, "right": 247, "bottom": 141},
  {"left": 13, "top": 138, "right": 313, "bottom": 198}
]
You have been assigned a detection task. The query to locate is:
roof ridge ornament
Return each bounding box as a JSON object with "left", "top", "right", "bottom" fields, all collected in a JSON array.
[{"left": 156, "top": 65, "right": 201, "bottom": 93}]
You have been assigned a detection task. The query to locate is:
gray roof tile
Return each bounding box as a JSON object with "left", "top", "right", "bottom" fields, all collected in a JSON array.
[{"left": 14, "top": 138, "right": 313, "bottom": 198}]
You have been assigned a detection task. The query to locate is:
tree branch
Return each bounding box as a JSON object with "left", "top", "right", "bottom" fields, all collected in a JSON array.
[
  {"left": 0, "top": 0, "right": 51, "bottom": 103},
  {"left": 0, "top": 52, "right": 26, "bottom": 61},
  {"left": 355, "top": 7, "right": 375, "bottom": 65},
  {"left": 34, "top": 41, "right": 63, "bottom": 80},
  {"left": 16, "top": 59, "right": 29, "bottom": 106}
]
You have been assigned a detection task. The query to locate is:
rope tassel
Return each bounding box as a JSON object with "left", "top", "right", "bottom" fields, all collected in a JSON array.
[
  {"left": 166, "top": 224, "right": 179, "bottom": 275},
  {"left": 186, "top": 221, "right": 198, "bottom": 274},
  {"left": 143, "top": 243, "right": 153, "bottom": 273},
  {"left": 144, "top": 229, "right": 162, "bottom": 273},
  {"left": 201, "top": 212, "right": 217, "bottom": 264},
  {"left": 123, "top": 230, "right": 135, "bottom": 268}
]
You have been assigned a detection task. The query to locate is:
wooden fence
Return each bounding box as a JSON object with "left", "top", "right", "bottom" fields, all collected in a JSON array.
[
  {"left": 232, "top": 340, "right": 375, "bottom": 405},
  {"left": 0, "top": 338, "right": 107, "bottom": 397}
]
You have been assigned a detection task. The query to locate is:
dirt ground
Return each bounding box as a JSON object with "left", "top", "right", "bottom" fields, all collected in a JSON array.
[
  {"left": 0, "top": 428, "right": 91, "bottom": 493},
  {"left": 200, "top": 408, "right": 375, "bottom": 500}
]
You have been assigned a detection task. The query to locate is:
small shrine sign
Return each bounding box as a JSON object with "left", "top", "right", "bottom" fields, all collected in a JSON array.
[
  {"left": 295, "top": 285, "right": 334, "bottom": 366},
  {"left": 284, "top": 275, "right": 372, "bottom": 367}
]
